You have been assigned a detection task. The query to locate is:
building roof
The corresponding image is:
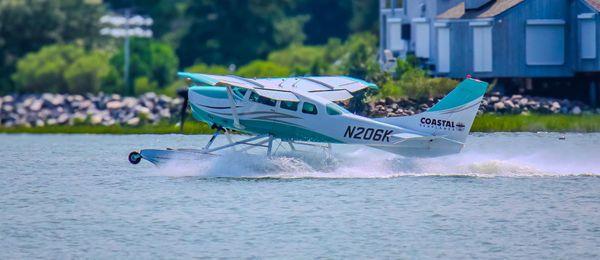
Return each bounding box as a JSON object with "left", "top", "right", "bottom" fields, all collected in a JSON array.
[
  {"left": 438, "top": 0, "right": 524, "bottom": 19},
  {"left": 584, "top": 0, "right": 600, "bottom": 11}
]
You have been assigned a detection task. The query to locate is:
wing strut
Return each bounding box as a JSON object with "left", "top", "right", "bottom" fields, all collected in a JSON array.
[{"left": 225, "top": 85, "right": 244, "bottom": 129}]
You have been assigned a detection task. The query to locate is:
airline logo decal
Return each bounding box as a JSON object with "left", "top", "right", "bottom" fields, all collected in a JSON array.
[{"left": 420, "top": 117, "right": 465, "bottom": 131}]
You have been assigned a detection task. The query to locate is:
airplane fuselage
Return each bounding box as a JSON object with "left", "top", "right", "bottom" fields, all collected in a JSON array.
[{"left": 188, "top": 86, "right": 413, "bottom": 146}]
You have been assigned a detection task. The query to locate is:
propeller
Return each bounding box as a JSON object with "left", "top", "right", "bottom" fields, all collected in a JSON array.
[{"left": 177, "top": 78, "right": 192, "bottom": 132}]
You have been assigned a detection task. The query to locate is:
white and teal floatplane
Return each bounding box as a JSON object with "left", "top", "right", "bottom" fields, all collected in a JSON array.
[{"left": 128, "top": 72, "right": 487, "bottom": 165}]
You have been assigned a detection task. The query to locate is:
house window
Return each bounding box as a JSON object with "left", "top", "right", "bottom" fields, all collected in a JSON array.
[
  {"left": 402, "top": 24, "right": 411, "bottom": 40},
  {"left": 436, "top": 23, "right": 450, "bottom": 73},
  {"left": 471, "top": 22, "right": 493, "bottom": 72},
  {"left": 526, "top": 19, "right": 565, "bottom": 65},
  {"left": 579, "top": 14, "right": 597, "bottom": 59},
  {"left": 387, "top": 18, "right": 404, "bottom": 51},
  {"left": 413, "top": 18, "right": 430, "bottom": 58}
]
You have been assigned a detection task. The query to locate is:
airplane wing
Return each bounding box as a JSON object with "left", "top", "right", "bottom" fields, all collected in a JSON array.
[{"left": 177, "top": 72, "right": 378, "bottom": 102}]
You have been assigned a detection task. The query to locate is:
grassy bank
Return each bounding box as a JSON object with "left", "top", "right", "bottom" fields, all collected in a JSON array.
[
  {"left": 471, "top": 114, "right": 600, "bottom": 132},
  {"left": 0, "top": 115, "right": 598, "bottom": 134}
]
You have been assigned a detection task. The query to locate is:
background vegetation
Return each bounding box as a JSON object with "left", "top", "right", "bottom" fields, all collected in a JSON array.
[{"left": 0, "top": 0, "right": 455, "bottom": 101}]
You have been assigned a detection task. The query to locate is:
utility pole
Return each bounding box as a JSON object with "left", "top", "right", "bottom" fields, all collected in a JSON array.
[
  {"left": 100, "top": 11, "right": 153, "bottom": 96},
  {"left": 123, "top": 9, "right": 131, "bottom": 96}
]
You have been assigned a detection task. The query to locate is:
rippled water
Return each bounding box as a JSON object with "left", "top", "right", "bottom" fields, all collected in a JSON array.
[{"left": 1, "top": 133, "right": 599, "bottom": 258}]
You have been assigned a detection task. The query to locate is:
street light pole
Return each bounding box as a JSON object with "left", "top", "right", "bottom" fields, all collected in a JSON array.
[
  {"left": 100, "top": 11, "right": 153, "bottom": 96},
  {"left": 123, "top": 9, "right": 131, "bottom": 96}
]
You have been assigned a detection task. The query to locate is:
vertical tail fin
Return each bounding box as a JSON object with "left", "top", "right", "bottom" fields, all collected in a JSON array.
[{"left": 375, "top": 78, "right": 488, "bottom": 144}]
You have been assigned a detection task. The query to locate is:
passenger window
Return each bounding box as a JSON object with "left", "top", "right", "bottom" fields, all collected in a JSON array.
[
  {"left": 326, "top": 103, "right": 347, "bottom": 115},
  {"left": 280, "top": 101, "right": 298, "bottom": 111},
  {"left": 249, "top": 91, "right": 276, "bottom": 106},
  {"left": 301, "top": 102, "right": 318, "bottom": 115},
  {"left": 232, "top": 87, "right": 247, "bottom": 99}
]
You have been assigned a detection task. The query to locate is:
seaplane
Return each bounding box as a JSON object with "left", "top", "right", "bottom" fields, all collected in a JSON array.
[{"left": 128, "top": 72, "right": 487, "bottom": 166}]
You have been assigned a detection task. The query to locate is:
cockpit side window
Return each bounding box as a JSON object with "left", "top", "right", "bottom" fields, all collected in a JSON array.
[
  {"left": 249, "top": 91, "right": 276, "bottom": 107},
  {"left": 326, "top": 103, "right": 348, "bottom": 115},
  {"left": 232, "top": 87, "right": 247, "bottom": 99},
  {"left": 301, "top": 102, "right": 318, "bottom": 115},
  {"left": 279, "top": 101, "right": 298, "bottom": 111}
]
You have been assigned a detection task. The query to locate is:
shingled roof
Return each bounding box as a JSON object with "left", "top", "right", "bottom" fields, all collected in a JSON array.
[
  {"left": 584, "top": 0, "right": 600, "bottom": 11},
  {"left": 438, "top": 0, "right": 525, "bottom": 19}
]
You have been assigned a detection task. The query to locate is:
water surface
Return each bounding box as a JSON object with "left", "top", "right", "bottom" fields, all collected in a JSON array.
[{"left": 1, "top": 133, "right": 599, "bottom": 258}]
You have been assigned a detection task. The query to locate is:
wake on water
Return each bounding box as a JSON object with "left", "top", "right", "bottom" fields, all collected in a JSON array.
[{"left": 147, "top": 133, "right": 600, "bottom": 178}]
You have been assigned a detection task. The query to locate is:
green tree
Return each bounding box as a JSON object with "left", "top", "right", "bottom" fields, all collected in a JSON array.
[
  {"left": 111, "top": 39, "right": 178, "bottom": 95},
  {"left": 295, "top": 0, "right": 352, "bottom": 44},
  {"left": 185, "top": 63, "right": 230, "bottom": 74},
  {"left": 293, "top": 0, "right": 378, "bottom": 44},
  {"left": 176, "top": 0, "right": 304, "bottom": 67},
  {"left": 134, "top": 76, "right": 159, "bottom": 95},
  {"left": 12, "top": 44, "right": 85, "bottom": 93},
  {"left": 336, "top": 33, "right": 380, "bottom": 81},
  {"left": 64, "top": 51, "right": 113, "bottom": 94},
  {"left": 237, "top": 61, "right": 291, "bottom": 78},
  {"left": 349, "top": 0, "right": 380, "bottom": 34},
  {"left": 0, "top": 0, "right": 105, "bottom": 92},
  {"left": 12, "top": 44, "right": 113, "bottom": 94},
  {"left": 267, "top": 44, "right": 326, "bottom": 75}
]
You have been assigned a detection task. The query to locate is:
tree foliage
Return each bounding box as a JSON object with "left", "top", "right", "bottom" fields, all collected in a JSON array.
[
  {"left": 237, "top": 61, "right": 291, "bottom": 78},
  {"left": 176, "top": 0, "right": 302, "bottom": 67},
  {"left": 267, "top": 44, "right": 326, "bottom": 75},
  {"left": 185, "top": 63, "right": 230, "bottom": 75},
  {"left": 336, "top": 33, "right": 380, "bottom": 80},
  {"left": 64, "top": 51, "right": 113, "bottom": 94},
  {"left": 373, "top": 58, "right": 459, "bottom": 100},
  {"left": 2, "top": 0, "right": 391, "bottom": 97},
  {"left": 111, "top": 39, "right": 178, "bottom": 94},
  {"left": 0, "top": 0, "right": 105, "bottom": 92},
  {"left": 12, "top": 44, "right": 113, "bottom": 94}
]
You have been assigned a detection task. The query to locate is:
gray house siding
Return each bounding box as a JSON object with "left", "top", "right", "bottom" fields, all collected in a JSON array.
[
  {"left": 573, "top": 0, "right": 600, "bottom": 72},
  {"left": 379, "top": 0, "right": 462, "bottom": 63},
  {"left": 409, "top": 0, "right": 463, "bottom": 65},
  {"left": 380, "top": 0, "right": 600, "bottom": 105},
  {"left": 444, "top": 0, "right": 574, "bottom": 78},
  {"left": 382, "top": 0, "right": 600, "bottom": 77}
]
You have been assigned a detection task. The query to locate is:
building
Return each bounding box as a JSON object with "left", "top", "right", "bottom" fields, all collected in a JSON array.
[{"left": 379, "top": 0, "right": 600, "bottom": 105}]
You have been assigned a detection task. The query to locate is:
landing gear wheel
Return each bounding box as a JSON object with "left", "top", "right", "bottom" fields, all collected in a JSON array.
[{"left": 128, "top": 151, "right": 142, "bottom": 164}]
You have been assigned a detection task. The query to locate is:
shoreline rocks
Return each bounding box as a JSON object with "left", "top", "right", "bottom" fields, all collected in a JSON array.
[
  {"left": 367, "top": 92, "right": 598, "bottom": 118},
  {"left": 1, "top": 92, "right": 598, "bottom": 128},
  {"left": 0, "top": 93, "right": 183, "bottom": 128}
]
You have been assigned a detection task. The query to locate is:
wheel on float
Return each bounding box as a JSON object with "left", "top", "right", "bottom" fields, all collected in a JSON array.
[{"left": 128, "top": 151, "right": 142, "bottom": 164}]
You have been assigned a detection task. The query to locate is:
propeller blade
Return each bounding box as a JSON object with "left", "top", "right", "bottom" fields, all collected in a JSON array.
[
  {"left": 179, "top": 93, "right": 188, "bottom": 132},
  {"left": 177, "top": 79, "right": 191, "bottom": 133}
]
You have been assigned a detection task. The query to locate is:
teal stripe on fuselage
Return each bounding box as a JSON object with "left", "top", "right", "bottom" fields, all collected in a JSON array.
[{"left": 190, "top": 103, "right": 341, "bottom": 143}]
